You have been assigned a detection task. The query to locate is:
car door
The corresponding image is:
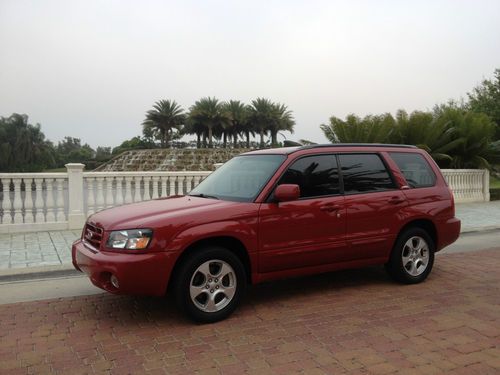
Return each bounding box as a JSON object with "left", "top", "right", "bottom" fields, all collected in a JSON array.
[
  {"left": 338, "top": 153, "right": 408, "bottom": 261},
  {"left": 258, "top": 154, "right": 347, "bottom": 273}
]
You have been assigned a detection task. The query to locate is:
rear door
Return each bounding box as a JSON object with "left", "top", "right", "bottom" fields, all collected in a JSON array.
[
  {"left": 339, "top": 153, "right": 407, "bottom": 261},
  {"left": 258, "top": 154, "right": 347, "bottom": 272}
]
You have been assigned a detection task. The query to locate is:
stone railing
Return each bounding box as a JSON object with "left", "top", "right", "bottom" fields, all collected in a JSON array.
[
  {"left": 441, "top": 169, "right": 490, "bottom": 203},
  {"left": 0, "top": 164, "right": 211, "bottom": 233},
  {"left": 0, "top": 166, "right": 490, "bottom": 234}
]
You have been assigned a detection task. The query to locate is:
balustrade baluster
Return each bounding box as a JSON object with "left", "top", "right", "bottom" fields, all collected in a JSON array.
[
  {"left": 160, "top": 177, "right": 168, "bottom": 197},
  {"left": 124, "top": 177, "right": 133, "bottom": 203},
  {"left": 24, "top": 178, "right": 35, "bottom": 223},
  {"left": 55, "top": 179, "right": 65, "bottom": 222},
  {"left": 115, "top": 177, "right": 124, "bottom": 205},
  {"left": 133, "top": 176, "right": 142, "bottom": 202},
  {"left": 34, "top": 178, "right": 44, "bottom": 222},
  {"left": 193, "top": 175, "right": 201, "bottom": 189},
  {"left": 152, "top": 176, "right": 160, "bottom": 199},
  {"left": 177, "top": 176, "right": 185, "bottom": 195},
  {"left": 86, "top": 178, "right": 96, "bottom": 215},
  {"left": 169, "top": 176, "right": 176, "bottom": 196},
  {"left": 45, "top": 179, "right": 56, "bottom": 222},
  {"left": 1, "top": 178, "right": 11, "bottom": 224},
  {"left": 96, "top": 177, "right": 105, "bottom": 211},
  {"left": 12, "top": 178, "right": 23, "bottom": 224},
  {"left": 105, "top": 177, "right": 114, "bottom": 208}
]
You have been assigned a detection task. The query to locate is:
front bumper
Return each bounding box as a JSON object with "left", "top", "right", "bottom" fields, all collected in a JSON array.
[{"left": 72, "top": 239, "right": 175, "bottom": 296}]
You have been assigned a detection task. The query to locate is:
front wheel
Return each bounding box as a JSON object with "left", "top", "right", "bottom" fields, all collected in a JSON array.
[
  {"left": 174, "top": 247, "right": 246, "bottom": 323},
  {"left": 386, "top": 227, "right": 435, "bottom": 284}
]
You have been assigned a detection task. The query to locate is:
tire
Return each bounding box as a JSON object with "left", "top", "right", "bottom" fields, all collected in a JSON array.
[
  {"left": 174, "top": 246, "right": 246, "bottom": 323},
  {"left": 385, "top": 227, "right": 435, "bottom": 284}
]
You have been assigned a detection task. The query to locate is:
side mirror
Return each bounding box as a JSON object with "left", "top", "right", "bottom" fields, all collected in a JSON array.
[{"left": 274, "top": 184, "right": 300, "bottom": 202}]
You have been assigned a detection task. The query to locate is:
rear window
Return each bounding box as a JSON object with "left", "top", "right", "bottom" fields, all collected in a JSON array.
[
  {"left": 338, "top": 154, "right": 395, "bottom": 193},
  {"left": 389, "top": 152, "right": 436, "bottom": 188}
]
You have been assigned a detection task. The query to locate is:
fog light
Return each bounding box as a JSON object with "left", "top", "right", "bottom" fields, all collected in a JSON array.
[{"left": 110, "top": 274, "right": 119, "bottom": 289}]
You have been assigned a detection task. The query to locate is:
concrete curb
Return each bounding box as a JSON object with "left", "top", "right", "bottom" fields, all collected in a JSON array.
[
  {"left": 0, "top": 264, "right": 81, "bottom": 283},
  {"left": 460, "top": 225, "right": 500, "bottom": 234}
]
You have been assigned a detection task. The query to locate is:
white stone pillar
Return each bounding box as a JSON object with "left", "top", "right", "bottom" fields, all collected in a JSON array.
[
  {"left": 66, "top": 163, "right": 86, "bottom": 229},
  {"left": 483, "top": 169, "right": 490, "bottom": 202},
  {"left": 1, "top": 178, "right": 11, "bottom": 224}
]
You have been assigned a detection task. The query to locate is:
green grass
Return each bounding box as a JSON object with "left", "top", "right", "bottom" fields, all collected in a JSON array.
[{"left": 491, "top": 175, "right": 500, "bottom": 189}]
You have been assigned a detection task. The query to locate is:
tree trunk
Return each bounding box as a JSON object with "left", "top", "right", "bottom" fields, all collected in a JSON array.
[
  {"left": 223, "top": 132, "right": 227, "bottom": 148},
  {"left": 196, "top": 133, "right": 201, "bottom": 148},
  {"left": 202, "top": 132, "right": 207, "bottom": 148},
  {"left": 160, "top": 129, "right": 165, "bottom": 148},
  {"left": 246, "top": 131, "right": 250, "bottom": 148},
  {"left": 260, "top": 129, "right": 265, "bottom": 148},
  {"left": 208, "top": 127, "right": 213, "bottom": 148},
  {"left": 233, "top": 133, "right": 238, "bottom": 148},
  {"left": 271, "top": 131, "right": 277, "bottom": 147}
]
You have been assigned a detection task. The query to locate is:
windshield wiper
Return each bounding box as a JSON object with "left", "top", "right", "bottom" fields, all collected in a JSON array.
[{"left": 188, "top": 193, "right": 220, "bottom": 200}]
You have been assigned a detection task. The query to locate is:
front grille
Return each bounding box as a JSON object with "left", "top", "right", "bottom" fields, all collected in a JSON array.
[{"left": 83, "top": 223, "right": 103, "bottom": 249}]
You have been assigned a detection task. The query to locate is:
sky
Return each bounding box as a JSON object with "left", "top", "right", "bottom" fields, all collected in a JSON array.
[{"left": 1, "top": 0, "right": 499, "bottom": 148}]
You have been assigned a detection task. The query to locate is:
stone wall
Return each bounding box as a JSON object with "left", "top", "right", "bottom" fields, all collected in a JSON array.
[{"left": 95, "top": 148, "right": 250, "bottom": 172}]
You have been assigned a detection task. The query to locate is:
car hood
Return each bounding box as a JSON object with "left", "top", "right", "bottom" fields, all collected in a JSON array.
[{"left": 87, "top": 195, "right": 236, "bottom": 231}]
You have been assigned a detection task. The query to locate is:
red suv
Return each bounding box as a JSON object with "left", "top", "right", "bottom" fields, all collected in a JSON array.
[{"left": 72, "top": 144, "right": 460, "bottom": 322}]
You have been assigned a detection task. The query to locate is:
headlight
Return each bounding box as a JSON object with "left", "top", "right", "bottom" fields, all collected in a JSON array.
[{"left": 106, "top": 229, "right": 153, "bottom": 250}]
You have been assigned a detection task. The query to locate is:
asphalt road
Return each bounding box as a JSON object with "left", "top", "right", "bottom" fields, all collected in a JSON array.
[{"left": 0, "top": 229, "right": 498, "bottom": 306}]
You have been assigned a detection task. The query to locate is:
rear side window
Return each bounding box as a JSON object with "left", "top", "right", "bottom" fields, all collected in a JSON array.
[
  {"left": 278, "top": 155, "right": 340, "bottom": 198},
  {"left": 339, "top": 154, "right": 395, "bottom": 193},
  {"left": 389, "top": 152, "right": 436, "bottom": 188}
]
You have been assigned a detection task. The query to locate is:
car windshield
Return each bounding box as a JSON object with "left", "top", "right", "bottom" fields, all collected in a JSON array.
[{"left": 189, "top": 154, "right": 286, "bottom": 202}]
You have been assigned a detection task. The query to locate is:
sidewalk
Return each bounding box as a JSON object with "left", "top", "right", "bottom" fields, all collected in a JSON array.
[{"left": 0, "top": 201, "right": 499, "bottom": 276}]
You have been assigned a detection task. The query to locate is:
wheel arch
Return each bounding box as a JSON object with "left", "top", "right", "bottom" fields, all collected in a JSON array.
[
  {"left": 167, "top": 236, "right": 253, "bottom": 293},
  {"left": 396, "top": 219, "right": 438, "bottom": 250}
]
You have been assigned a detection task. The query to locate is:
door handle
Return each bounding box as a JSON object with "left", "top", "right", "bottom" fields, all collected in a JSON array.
[
  {"left": 388, "top": 197, "right": 405, "bottom": 204},
  {"left": 320, "top": 204, "right": 341, "bottom": 212}
]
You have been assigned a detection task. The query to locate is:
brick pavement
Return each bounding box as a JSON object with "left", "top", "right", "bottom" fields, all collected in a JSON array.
[{"left": 0, "top": 249, "right": 499, "bottom": 374}]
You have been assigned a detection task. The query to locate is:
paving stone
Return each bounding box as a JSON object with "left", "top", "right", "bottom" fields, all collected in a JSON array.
[{"left": 0, "top": 248, "right": 498, "bottom": 374}]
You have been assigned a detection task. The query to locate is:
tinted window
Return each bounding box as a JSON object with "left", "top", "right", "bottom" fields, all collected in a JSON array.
[
  {"left": 278, "top": 155, "right": 340, "bottom": 198},
  {"left": 339, "top": 154, "right": 395, "bottom": 193},
  {"left": 389, "top": 152, "right": 436, "bottom": 188}
]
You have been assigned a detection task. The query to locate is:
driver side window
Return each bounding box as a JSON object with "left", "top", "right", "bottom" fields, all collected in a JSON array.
[{"left": 278, "top": 154, "right": 340, "bottom": 198}]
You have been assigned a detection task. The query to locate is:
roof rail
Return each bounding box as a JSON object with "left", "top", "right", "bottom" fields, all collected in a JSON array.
[{"left": 298, "top": 143, "right": 417, "bottom": 150}]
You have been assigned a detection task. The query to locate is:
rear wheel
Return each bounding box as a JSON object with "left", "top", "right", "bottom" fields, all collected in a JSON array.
[
  {"left": 386, "top": 227, "right": 435, "bottom": 284},
  {"left": 174, "top": 246, "right": 246, "bottom": 323}
]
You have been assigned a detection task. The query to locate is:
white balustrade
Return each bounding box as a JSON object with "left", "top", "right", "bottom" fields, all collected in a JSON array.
[
  {"left": 441, "top": 169, "right": 489, "bottom": 203},
  {"left": 1, "top": 167, "right": 487, "bottom": 234}
]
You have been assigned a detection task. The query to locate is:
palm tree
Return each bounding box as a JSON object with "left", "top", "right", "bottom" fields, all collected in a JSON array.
[
  {"left": 247, "top": 98, "right": 275, "bottom": 148},
  {"left": 394, "top": 110, "right": 461, "bottom": 164},
  {"left": 224, "top": 100, "right": 248, "bottom": 148},
  {"left": 320, "top": 113, "right": 396, "bottom": 144},
  {"left": 189, "top": 97, "right": 230, "bottom": 148},
  {"left": 270, "top": 103, "right": 295, "bottom": 146},
  {"left": 142, "top": 100, "right": 185, "bottom": 148},
  {"left": 434, "top": 107, "right": 498, "bottom": 168}
]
